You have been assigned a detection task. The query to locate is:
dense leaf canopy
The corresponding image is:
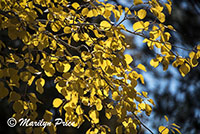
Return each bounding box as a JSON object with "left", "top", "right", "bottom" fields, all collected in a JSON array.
[{"left": 0, "top": 0, "right": 199, "bottom": 133}]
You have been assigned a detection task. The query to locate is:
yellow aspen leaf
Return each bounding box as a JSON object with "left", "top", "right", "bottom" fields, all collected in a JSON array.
[
  {"left": 73, "top": 33, "right": 79, "bottom": 42},
  {"left": 105, "top": 109, "right": 112, "bottom": 119},
  {"left": 179, "top": 63, "right": 190, "bottom": 77},
  {"left": 133, "top": 21, "right": 144, "bottom": 32},
  {"left": 142, "top": 91, "right": 148, "bottom": 98},
  {"left": 63, "top": 26, "right": 71, "bottom": 34},
  {"left": 81, "top": 8, "right": 89, "bottom": 16},
  {"left": 164, "top": 115, "right": 169, "bottom": 122},
  {"left": 165, "top": 3, "right": 172, "bottom": 14},
  {"left": 124, "top": 54, "right": 133, "bottom": 65},
  {"left": 172, "top": 127, "right": 182, "bottom": 134},
  {"left": 138, "top": 9, "right": 147, "bottom": 19},
  {"left": 0, "top": 82, "right": 9, "bottom": 99},
  {"left": 161, "top": 32, "right": 171, "bottom": 42},
  {"left": 89, "top": 110, "right": 99, "bottom": 124},
  {"left": 100, "top": 20, "right": 112, "bottom": 30},
  {"left": 35, "top": 78, "right": 45, "bottom": 94},
  {"left": 28, "top": 75, "right": 35, "bottom": 86},
  {"left": 139, "top": 74, "right": 145, "bottom": 84},
  {"left": 112, "top": 91, "right": 120, "bottom": 101},
  {"left": 145, "top": 104, "right": 152, "bottom": 116},
  {"left": 138, "top": 103, "right": 146, "bottom": 110},
  {"left": 96, "top": 99, "right": 103, "bottom": 111},
  {"left": 136, "top": 64, "right": 147, "bottom": 72},
  {"left": 150, "top": 58, "right": 159, "bottom": 68},
  {"left": 53, "top": 98, "right": 63, "bottom": 108},
  {"left": 116, "top": 125, "right": 123, "bottom": 134},
  {"left": 158, "top": 12, "right": 166, "bottom": 23},
  {"left": 26, "top": 66, "right": 39, "bottom": 74},
  {"left": 171, "top": 123, "right": 180, "bottom": 128},
  {"left": 50, "top": 21, "right": 61, "bottom": 32},
  {"left": 159, "top": 126, "right": 169, "bottom": 134},
  {"left": 43, "top": 110, "right": 53, "bottom": 121},
  {"left": 72, "top": 2, "right": 80, "bottom": 10},
  {"left": 81, "top": 51, "right": 92, "bottom": 61},
  {"left": 13, "top": 100, "right": 23, "bottom": 113},
  {"left": 133, "top": 21, "right": 149, "bottom": 32},
  {"left": 134, "top": 0, "right": 143, "bottom": 5},
  {"left": 87, "top": 10, "right": 94, "bottom": 18},
  {"left": 148, "top": 98, "right": 155, "bottom": 106},
  {"left": 43, "top": 62, "right": 55, "bottom": 77},
  {"left": 8, "top": 91, "right": 21, "bottom": 103},
  {"left": 76, "top": 105, "right": 84, "bottom": 115},
  {"left": 20, "top": 71, "right": 32, "bottom": 82},
  {"left": 56, "top": 61, "right": 71, "bottom": 73},
  {"left": 125, "top": 7, "right": 132, "bottom": 15}
]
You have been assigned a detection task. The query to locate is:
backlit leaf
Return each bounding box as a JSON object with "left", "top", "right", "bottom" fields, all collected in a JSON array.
[
  {"left": 159, "top": 126, "right": 169, "bottom": 134},
  {"left": 138, "top": 9, "right": 147, "bottom": 19},
  {"left": 137, "top": 64, "right": 147, "bottom": 72},
  {"left": 64, "top": 27, "right": 71, "bottom": 34},
  {"left": 164, "top": 115, "right": 169, "bottom": 122},
  {"left": 53, "top": 98, "right": 63, "bottom": 108},
  {"left": 179, "top": 63, "right": 190, "bottom": 77},
  {"left": 72, "top": 2, "right": 80, "bottom": 10},
  {"left": 100, "top": 20, "right": 112, "bottom": 30},
  {"left": 134, "top": 0, "right": 143, "bottom": 5},
  {"left": 124, "top": 54, "right": 133, "bottom": 65}
]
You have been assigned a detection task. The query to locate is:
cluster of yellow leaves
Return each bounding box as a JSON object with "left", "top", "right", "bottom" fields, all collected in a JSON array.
[
  {"left": 0, "top": 0, "right": 197, "bottom": 133},
  {"left": 158, "top": 116, "right": 182, "bottom": 134}
]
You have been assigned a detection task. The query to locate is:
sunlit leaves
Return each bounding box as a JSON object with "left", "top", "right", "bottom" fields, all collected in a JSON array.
[
  {"left": 55, "top": 61, "right": 71, "bottom": 73},
  {"left": 150, "top": 58, "right": 160, "bottom": 68},
  {"left": 63, "top": 26, "right": 71, "bottom": 34},
  {"left": 43, "top": 110, "right": 53, "bottom": 121},
  {"left": 179, "top": 63, "right": 190, "bottom": 77},
  {"left": 81, "top": 8, "right": 89, "bottom": 16},
  {"left": 165, "top": 4, "right": 172, "bottom": 14},
  {"left": 72, "top": 2, "right": 80, "bottom": 10},
  {"left": 50, "top": 21, "right": 61, "bottom": 32},
  {"left": 76, "top": 105, "right": 83, "bottom": 115},
  {"left": 43, "top": 62, "right": 55, "bottom": 77},
  {"left": 0, "top": 0, "right": 189, "bottom": 133},
  {"left": 53, "top": 98, "right": 63, "bottom": 108},
  {"left": 100, "top": 20, "right": 112, "bottom": 30},
  {"left": 133, "top": 21, "right": 149, "bottom": 32},
  {"left": 164, "top": 115, "right": 169, "bottom": 122},
  {"left": 35, "top": 78, "right": 45, "bottom": 94},
  {"left": 159, "top": 126, "right": 169, "bottom": 134},
  {"left": 20, "top": 71, "right": 32, "bottom": 82},
  {"left": 89, "top": 110, "right": 99, "bottom": 124},
  {"left": 136, "top": 64, "right": 147, "bottom": 72},
  {"left": 124, "top": 54, "right": 133, "bottom": 65},
  {"left": 112, "top": 91, "right": 120, "bottom": 101},
  {"left": 137, "top": 9, "right": 147, "bottom": 19},
  {"left": 134, "top": 0, "right": 143, "bottom": 6}
]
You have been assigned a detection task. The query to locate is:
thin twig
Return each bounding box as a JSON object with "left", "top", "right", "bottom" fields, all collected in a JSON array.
[{"left": 133, "top": 113, "right": 154, "bottom": 134}]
